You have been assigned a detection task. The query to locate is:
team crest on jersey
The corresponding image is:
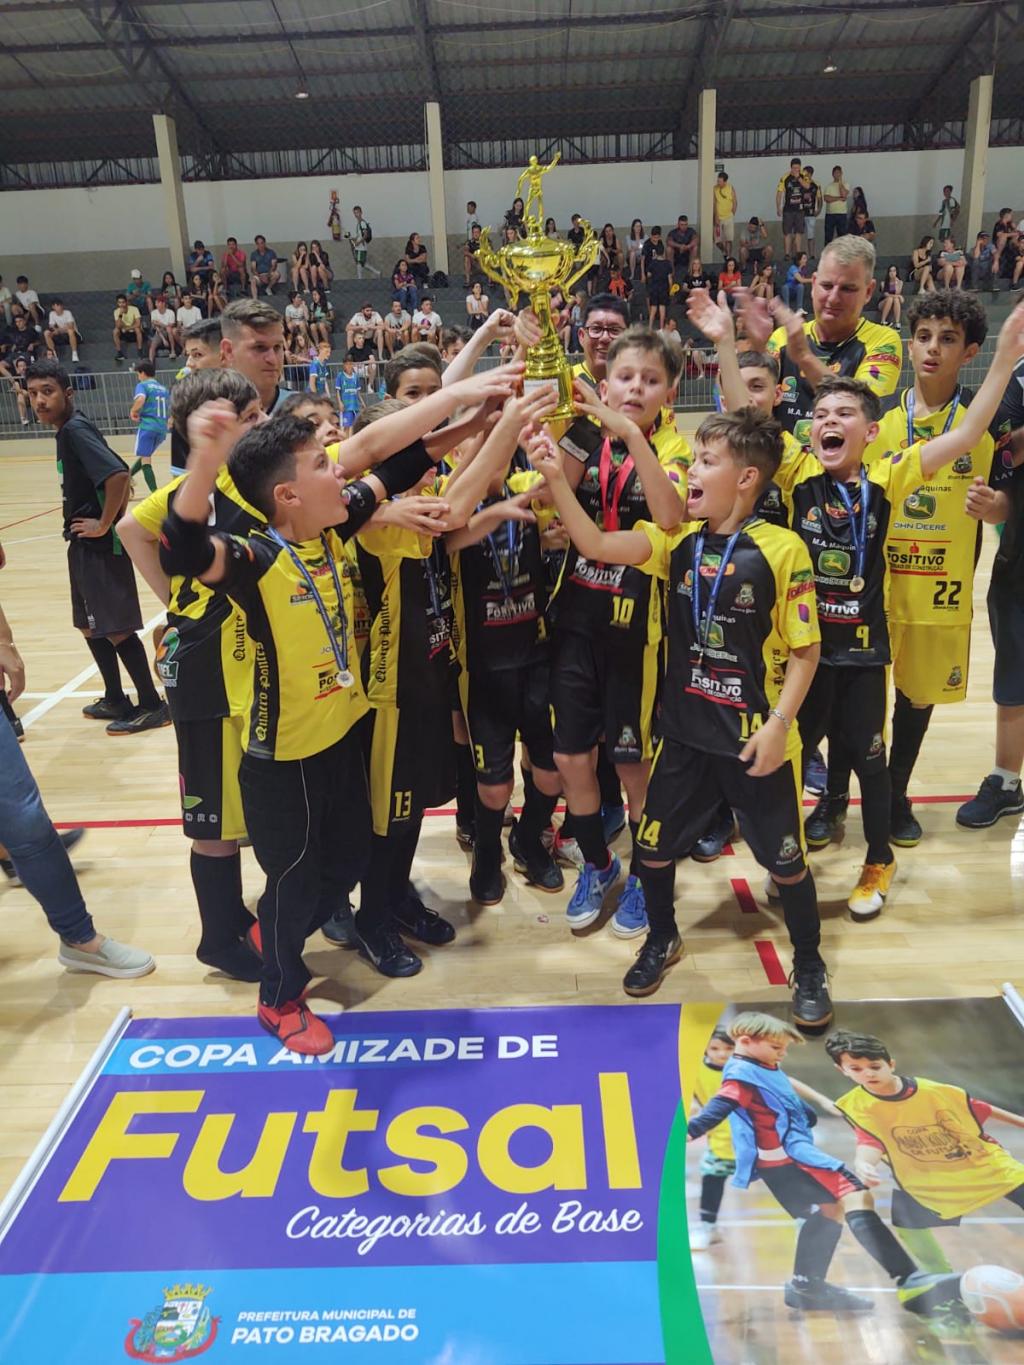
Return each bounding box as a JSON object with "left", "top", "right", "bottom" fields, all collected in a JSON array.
[
  {"left": 618, "top": 725, "right": 637, "bottom": 750},
  {"left": 780, "top": 376, "right": 799, "bottom": 402},
  {"left": 903, "top": 490, "right": 936, "bottom": 520},
  {"left": 947, "top": 665, "right": 963, "bottom": 688},
  {"left": 735, "top": 581, "right": 755, "bottom": 608},
  {"left": 778, "top": 834, "right": 801, "bottom": 864},
  {"left": 801, "top": 506, "right": 822, "bottom": 529},
  {"left": 760, "top": 487, "right": 781, "bottom": 511},
  {"left": 818, "top": 548, "right": 851, "bottom": 578},
  {"left": 125, "top": 1283, "right": 218, "bottom": 1360},
  {"left": 154, "top": 626, "right": 180, "bottom": 687},
  {"left": 867, "top": 732, "right": 884, "bottom": 759},
  {"left": 952, "top": 454, "right": 973, "bottom": 475}
]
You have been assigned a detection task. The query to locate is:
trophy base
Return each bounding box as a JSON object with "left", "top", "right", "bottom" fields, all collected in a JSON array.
[{"left": 524, "top": 367, "right": 576, "bottom": 425}]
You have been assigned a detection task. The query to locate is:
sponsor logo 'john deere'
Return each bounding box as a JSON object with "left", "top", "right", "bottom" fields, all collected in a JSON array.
[
  {"left": 903, "top": 490, "right": 936, "bottom": 520},
  {"left": 818, "top": 548, "right": 851, "bottom": 578},
  {"left": 888, "top": 541, "right": 947, "bottom": 572},
  {"left": 706, "top": 620, "right": 726, "bottom": 649},
  {"left": 125, "top": 1284, "right": 218, "bottom": 1360}
]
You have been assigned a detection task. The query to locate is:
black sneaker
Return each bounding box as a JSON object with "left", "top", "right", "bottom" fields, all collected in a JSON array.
[
  {"left": 804, "top": 793, "right": 848, "bottom": 850},
  {"left": 789, "top": 959, "right": 833, "bottom": 1031},
  {"left": 1, "top": 827, "right": 86, "bottom": 884},
  {"left": 804, "top": 747, "right": 828, "bottom": 796},
  {"left": 321, "top": 901, "right": 359, "bottom": 948},
  {"left": 898, "top": 1270, "right": 968, "bottom": 1318},
  {"left": 890, "top": 793, "right": 923, "bottom": 847},
  {"left": 623, "top": 932, "right": 682, "bottom": 998},
  {"left": 393, "top": 890, "right": 456, "bottom": 945},
  {"left": 357, "top": 924, "right": 422, "bottom": 978},
  {"left": 82, "top": 696, "right": 133, "bottom": 721},
  {"left": 784, "top": 1277, "right": 873, "bottom": 1312},
  {"left": 956, "top": 775, "right": 1024, "bottom": 829},
  {"left": 105, "top": 701, "right": 171, "bottom": 735},
  {"left": 469, "top": 855, "right": 504, "bottom": 906},
  {"left": 690, "top": 807, "right": 737, "bottom": 863},
  {"left": 114, "top": 350, "right": 125, "bottom": 362},
  {"left": 508, "top": 820, "right": 564, "bottom": 892}
]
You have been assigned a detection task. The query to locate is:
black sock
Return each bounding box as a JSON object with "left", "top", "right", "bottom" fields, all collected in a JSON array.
[
  {"left": 519, "top": 779, "right": 558, "bottom": 846},
  {"left": 889, "top": 690, "right": 933, "bottom": 799},
  {"left": 597, "top": 749, "right": 623, "bottom": 809},
  {"left": 777, "top": 871, "right": 822, "bottom": 965},
  {"left": 793, "top": 1211, "right": 843, "bottom": 1281},
  {"left": 388, "top": 816, "right": 423, "bottom": 910},
  {"left": 113, "top": 634, "right": 160, "bottom": 709},
  {"left": 845, "top": 1208, "right": 917, "bottom": 1282},
  {"left": 573, "top": 810, "right": 609, "bottom": 868},
  {"left": 825, "top": 731, "right": 853, "bottom": 802},
  {"left": 355, "top": 834, "right": 392, "bottom": 938},
  {"left": 455, "top": 742, "right": 476, "bottom": 828},
  {"left": 191, "top": 850, "right": 257, "bottom": 964},
  {"left": 700, "top": 1174, "right": 726, "bottom": 1223},
  {"left": 473, "top": 797, "right": 506, "bottom": 873},
  {"left": 637, "top": 860, "right": 676, "bottom": 939},
  {"left": 628, "top": 818, "right": 641, "bottom": 877},
  {"left": 86, "top": 636, "right": 127, "bottom": 704},
  {"left": 858, "top": 766, "right": 893, "bottom": 864}
]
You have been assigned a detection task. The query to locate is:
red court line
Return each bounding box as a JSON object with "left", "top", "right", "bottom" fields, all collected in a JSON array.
[
  {"left": 0, "top": 504, "right": 59, "bottom": 532},
  {"left": 730, "top": 877, "right": 759, "bottom": 915},
  {"left": 755, "top": 940, "right": 787, "bottom": 985}
]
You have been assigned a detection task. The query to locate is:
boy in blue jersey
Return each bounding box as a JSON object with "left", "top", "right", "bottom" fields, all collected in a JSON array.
[
  {"left": 308, "top": 341, "right": 333, "bottom": 402},
  {"left": 129, "top": 359, "right": 169, "bottom": 493},
  {"left": 335, "top": 357, "right": 362, "bottom": 436}
]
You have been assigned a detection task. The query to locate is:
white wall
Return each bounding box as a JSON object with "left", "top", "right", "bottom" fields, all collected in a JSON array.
[{"left": 0, "top": 147, "right": 1019, "bottom": 260}]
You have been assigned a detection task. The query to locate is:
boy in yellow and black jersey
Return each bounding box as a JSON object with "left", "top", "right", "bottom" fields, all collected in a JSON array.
[
  {"left": 820, "top": 292, "right": 1010, "bottom": 848},
  {"left": 532, "top": 410, "right": 830, "bottom": 1023},
  {"left": 548, "top": 326, "right": 691, "bottom": 941},
  {"left": 159, "top": 365, "right": 524, "bottom": 1055},
  {"left": 353, "top": 384, "right": 559, "bottom": 980},
  {"left": 447, "top": 459, "right": 563, "bottom": 902},
  {"left": 827, "top": 1030, "right": 1024, "bottom": 1232},
  {"left": 776, "top": 298, "right": 1024, "bottom": 921}
]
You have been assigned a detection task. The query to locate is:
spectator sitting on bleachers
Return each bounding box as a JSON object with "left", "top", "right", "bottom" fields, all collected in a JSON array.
[
  {"left": 879, "top": 264, "right": 903, "bottom": 328},
  {"left": 938, "top": 235, "right": 967, "bottom": 289},
  {"left": 158, "top": 272, "right": 181, "bottom": 309},
  {"left": 249, "top": 236, "right": 280, "bottom": 297},
  {"left": 187, "top": 240, "right": 214, "bottom": 288},
  {"left": 392, "top": 258, "right": 418, "bottom": 312},
  {"left": 177, "top": 292, "right": 203, "bottom": 337},
  {"left": 412, "top": 296, "right": 442, "bottom": 342},
  {"left": 6, "top": 355, "right": 32, "bottom": 423},
  {"left": 186, "top": 275, "right": 208, "bottom": 317},
  {"left": 405, "top": 233, "right": 430, "bottom": 288},
  {"left": 738, "top": 218, "right": 772, "bottom": 272},
  {"left": 849, "top": 208, "right": 876, "bottom": 243},
  {"left": 307, "top": 240, "right": 333, "bottom": 291},
  {"left": 911, "top": 237, "right": 936, "bottom": 294},
  {"left": 684, "top": 257, "right": 712, "bottom": 297},
  {"left": 290, "top": 242, "right": 310, "bottom": 292},
  {"left": 207, "top": 271, "right": 227, "bottom": 317},
  {"left": 149, "top": 294, "right": 178, "bottom": 360},
  {"left": 43, "top": 300, "right": 81, "bottom": 363},
  {"left": 307, "top": 288, "right": 334, "bottom": 346},
  {"left": 0, "top": 276, "right": 13, "bottom": 326},
  {"left": 752, "top": 260, "right": 778, "bottom": 302},
  {"left": 383, "top": 300, "right": 410, "bottom": 356},
  {"left": 2, "top": 311, "right": 43, "bottom": 370},
  {"left": 126, "top": 269, "right": 153, "bottom": 315},
  {"left": 284, "top": 292, "right": 311, "bottom": 351},
  {"left": 347, "top": 303, "right": 384, "bottom": 353},
  {"left": 113, "top": 293, "right": 145, "bottom": 362},
  {"left": 14, "top": 276, "right": 43, "bottom": 326},
  {"left": 971, "top": 232, "right": 996, "bottom": 292},
  {"left": 221, "top": 237, "right": 248, "bottom": 296},
  {"left": 345, "top": 329, "right": 378, "bottom": 390},
  {"left": 782, "top": 253, "right": 808, "bottom": 309},
  {"left": 464, "top": 223, "right": 483, "bottom": 287}
]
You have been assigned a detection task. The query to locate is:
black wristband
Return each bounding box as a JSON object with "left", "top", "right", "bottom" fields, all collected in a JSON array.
[
  {"left": 373, "top": 439, "right": 434, "bottom": 498},
  {"left": 159, "top": 507, "right": 216, "bottom": 577}
]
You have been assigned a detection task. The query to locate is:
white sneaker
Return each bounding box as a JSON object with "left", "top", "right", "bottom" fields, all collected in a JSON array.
[
  {"left": 763, "top": 874, "right": 781, "bottom": 903},
  {"left": 58, "top": 936, "right": 155, "bottom": 978},
  {"left": 71, "top": 351, "right": 80, "bottom": 362},
  {"left": 553, "top": 830, "right": 584, "bottom": 869},
  {"left": 689, "top": 1222, "right": 721, "bottom": 1252}
]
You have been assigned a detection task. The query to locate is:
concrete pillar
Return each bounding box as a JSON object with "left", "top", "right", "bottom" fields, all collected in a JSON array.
[
  {"left": 961, "top": 73, "right": 993, "bottom": 248},
  {"left": 152, "top": 114, "right": 189, "bottom": 284},
  {"left": 696, "top": 88, "right": 716, "bottom": 265},
  {"left": 424, "top": 101, "right": 449, "bottom": 276}
]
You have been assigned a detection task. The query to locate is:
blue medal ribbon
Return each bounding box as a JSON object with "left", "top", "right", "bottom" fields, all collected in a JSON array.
[
  {"left": 479, "top": 490, "right": 520, "bottom": 603},
  {"left": 829, "top": 471, "right": 870, "bottom": 592},
  {"left": 266, "top": 529, "right": 353, "bottom": 687},
  {"left": 691, "top": 520, "right": 752, "bottom": 664},
  {"left": 907, "top": 387, "right": 961, "bottom": 448}
]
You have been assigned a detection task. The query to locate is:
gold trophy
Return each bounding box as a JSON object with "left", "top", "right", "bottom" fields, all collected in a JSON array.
[{"left": 477, "top": 154, "right": 600, "bottom": 422}]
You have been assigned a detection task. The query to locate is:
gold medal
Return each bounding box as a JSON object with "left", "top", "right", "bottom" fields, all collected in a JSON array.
[{"left": 850, "top": 575, "right": 865, "bottom": 594}]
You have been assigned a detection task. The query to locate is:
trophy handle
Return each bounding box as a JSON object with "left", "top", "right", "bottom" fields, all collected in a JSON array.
[
  {"left": 476, "top": 227, "right": 519, "bottom": 308},
  {"left": 561, "top": 220, "right": 601, "bottom": 296}
]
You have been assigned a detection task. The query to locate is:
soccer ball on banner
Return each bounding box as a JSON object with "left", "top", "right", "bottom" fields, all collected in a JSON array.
[{"left": 960, "top": 1264, "right": 1024, "bottom": 1332}]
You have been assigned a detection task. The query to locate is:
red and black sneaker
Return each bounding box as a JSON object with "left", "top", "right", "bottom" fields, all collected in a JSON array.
[
  {"left": 246, "top": 922, "right": 263, "bottom": 956},
  {"left": 257, "top": 999, "right": 334, "bottom": 1055}
]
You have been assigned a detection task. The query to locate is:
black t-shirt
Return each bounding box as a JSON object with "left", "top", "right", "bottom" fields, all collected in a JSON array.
[
  {"left": 56, "top": 411, "right": 129, "bottom": 552},
  {"left": 801, "top": 180, "right": 820, "bottom": 216},
  {"left": 6, "top": 325, "right": 39, "bottom": 356},
  {"left": 347, "top": 341, "right": 378, "bottom": 364},
  {"left": 646, "top": 256, "right": 671, "bottom": 287},
  {"left": 685, "top": 271, "right": 711, "bottom": 293},
  {"left": 850, "top": 218, "right": 876, "bottom": 237},
  {"left": 992, "top": 360, "right": 1024, "bottom": 586},
  {"left": 667, "top": 227, "right": 696, "bottom": 271},
  {"left": 782, "top": 175, "right": 804, "bottom": 212},
  {"left": 568, "top": 226, "right": 586, "bottom": 249}
]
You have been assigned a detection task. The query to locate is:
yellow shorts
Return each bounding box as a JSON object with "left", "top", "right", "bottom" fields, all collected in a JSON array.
[{"left": 890, "top": 622, "right": 970, "bottom": 706}]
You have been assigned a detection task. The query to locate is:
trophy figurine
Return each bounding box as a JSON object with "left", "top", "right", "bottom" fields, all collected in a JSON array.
[{"left": 477, "top": 154, "right": 600, "bottom": 423}]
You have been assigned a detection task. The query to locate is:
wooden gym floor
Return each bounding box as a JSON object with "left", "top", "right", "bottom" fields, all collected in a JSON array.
[{"left": 1, "top": 439, "right": 1022, "bottom": 1206}]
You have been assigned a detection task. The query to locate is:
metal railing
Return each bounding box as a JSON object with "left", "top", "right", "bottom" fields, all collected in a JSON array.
[{"left": 0, "top": 337, "right": 1001, "bottom": 441}]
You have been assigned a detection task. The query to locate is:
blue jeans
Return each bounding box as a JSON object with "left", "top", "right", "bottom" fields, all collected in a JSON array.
[
  {"left": 784, "top": 282, "right": 804, "bottom": 311},
  {"left": 393, "top": 284, "right": 418, "bottom": 311},
  {"left": 0, "top": 717, "right": 94, "bottom": 943}
]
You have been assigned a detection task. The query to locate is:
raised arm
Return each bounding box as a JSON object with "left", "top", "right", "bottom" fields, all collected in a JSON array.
[
  {"left": 687, "top": 288, "right": 746, "bottom": 412},
  {"left": 445, "top": 491, "right": 535, "bottom": 552},
  {"left": 441, "top": 309, "right": 516, "bottom": 385},
  {"left": 442, "top": 386, "right": 558, "bottom": 526}
]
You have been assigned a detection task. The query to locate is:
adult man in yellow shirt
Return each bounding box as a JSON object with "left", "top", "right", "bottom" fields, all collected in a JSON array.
[{"left": 714, "top": 171, "right": 738, "bottom": 260}]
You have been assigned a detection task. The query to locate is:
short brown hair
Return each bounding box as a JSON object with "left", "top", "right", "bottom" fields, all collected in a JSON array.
[
  {"left": 813, "top": 375, "right": 881, "bottom": 423},
  {"left": 279, "top": 392, "right": 335, "bottom": 420},
  {"left": 220, "top": 297, "right": 284, "bottom": 339},
  {"left": 353, "top": 396, "right": 406, "bottom": 433},
  {"left": 738, "top": 350, "right": 780, "bottom": 381},
  {"left": 606, "top": 324, "right": 682, "bottom": 385},
  {"left": 384, "top": 345, "right": 442, "bottom": 396},
  {"left": 170, "top": 367, "right": 258, "bottom": 440},
  {"left": 695, "top": 408, "right": 783, "bottom": 489}
]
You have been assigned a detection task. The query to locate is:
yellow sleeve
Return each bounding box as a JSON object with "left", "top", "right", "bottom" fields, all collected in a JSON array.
[
  {"left": 356, "top": 522, "right": 432, "bottom": 562},
  {"left": 853, "top": 325, "right": 903, "bottom": 398},
  {"left": 864, "top": 403, "right": 904, "bottom": 467},
  {"left": 775, "top": 446, "right": 821, "bottom": 495},
  {"left": 635, "top": 519, "right": 689, "bottom": 582},
  {"left": 131, "top": 477, "right": 180, "bottom": 535},
  {"left": 775, "top": 536, "right": 821, "bottom": 650},
  {"left": 653, "top": 425, "right": 692, "bottom": 504},
  {"left": 506, "top": 469, "right": 558, "bottom": 529},
  {"left": 868, "top": 441, "right": 926, "bottom": 500},
  {"left": 765, "top": 324, "right": 787, "bottom": 358}
]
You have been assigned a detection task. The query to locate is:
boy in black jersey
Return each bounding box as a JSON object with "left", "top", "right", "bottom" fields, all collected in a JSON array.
[
  {"left": 532, "top": 410, "right": 830, "bottom": 1023},
  {"left": 777, "top": 298, "right": 1024, "bottom": 920}
]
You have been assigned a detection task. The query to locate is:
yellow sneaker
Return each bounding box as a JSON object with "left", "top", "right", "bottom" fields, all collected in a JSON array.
[{"left": 848, "top": 859, "right": 896, "bottom": 921}]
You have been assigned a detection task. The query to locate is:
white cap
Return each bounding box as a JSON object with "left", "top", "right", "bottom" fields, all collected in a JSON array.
[{"left": 130, "top": 269, "right": 141, "bottom": 279}]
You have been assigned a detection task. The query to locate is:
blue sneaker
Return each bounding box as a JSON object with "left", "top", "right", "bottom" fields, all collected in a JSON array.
[
  {"left": 566, "top": 855, "right": 620, "bottom": 929},
  {"left": 611, "top": 874, "right": 648, "bottom": 938},
  {"left": 804, "top": 747, "right": 828, "bottom": 796},
  {"left": 602, "top": 802, "right": 627, "bottom": 844}
]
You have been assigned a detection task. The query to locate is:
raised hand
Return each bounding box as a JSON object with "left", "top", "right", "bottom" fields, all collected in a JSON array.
[
  {"left": 734, "top": 288, "right": 773, "bottom": 349},
  {"left": 571, "top": 380, "right": 635, "bottom": 440},
  {"left": 687, "top": 288, "right": 735, "bottom": 345},
  {"left": 186, "top": 398, "right": 248, "bottom": 469}
]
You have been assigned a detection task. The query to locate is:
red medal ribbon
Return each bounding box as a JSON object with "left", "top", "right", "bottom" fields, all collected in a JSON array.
[{"left": 597, "top": 437, "right": 635, "bottom": 532}]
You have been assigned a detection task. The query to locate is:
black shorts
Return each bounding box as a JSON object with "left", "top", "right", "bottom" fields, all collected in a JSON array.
[
  {"left": 890, "top": 1186, "right": 963, "bottom": 1230},
  {"left": 647, "top": 281, "right": 669, "bottom": 307},
  {"left": 760, "top": 1161, "right": 865, "bottom": 1217},
  {"left": 369, "top": 704, "right": 456, "bottom": 836},
  {"left": 173, "top": 713, "right": 247, "bottom": 842},
  {"left": 462, "top": 661, "right": 555, "bottom": 785},
  {"left": 988, "top": 575, "right": 1024, "bottom": 707},
  {"left": 635, "top": 736, "right": 807, "bottom": 877},
  {"left": 797, "top": 664, "right": 888, "bottom": 777},
  {"left": 782, "top": 209, "right": 804, "bottom": 236},
  {"left": 67, "top": 540, "right": 142, "bottom": 637},
  {"left": 550, "top": 628, "right": 658, "bottom": 765}
]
